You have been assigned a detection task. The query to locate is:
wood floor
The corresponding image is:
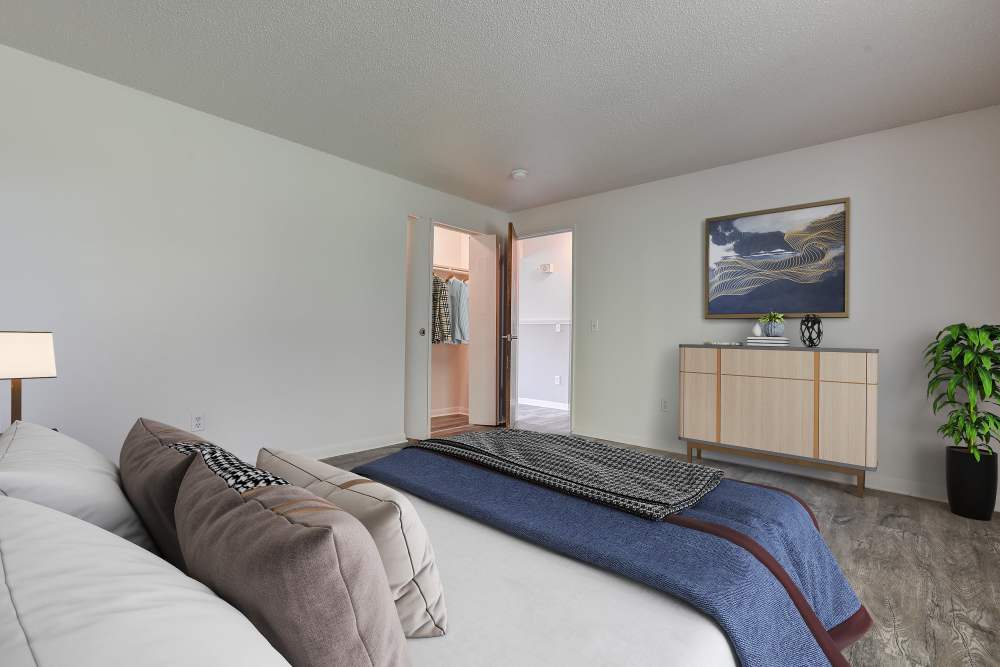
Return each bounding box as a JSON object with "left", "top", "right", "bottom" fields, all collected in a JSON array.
[
  {"left": 431, "top": 404, "right": 570, "bottom": 437},
  {"left": 325, "top": 436, "right": 999, "bottom": 667},
  {"left": 514, "top": 404, "right": 571, "bottom": 434}
]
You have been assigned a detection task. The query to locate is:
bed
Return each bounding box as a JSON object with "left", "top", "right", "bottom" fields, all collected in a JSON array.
[
  {"left": 403, "top": 491, "right": 738, "bottom": 666},
  {"left": 356, "top": 431, "right": 871, "bottom": 667}
]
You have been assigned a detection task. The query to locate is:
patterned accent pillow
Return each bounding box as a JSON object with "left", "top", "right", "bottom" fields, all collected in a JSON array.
[
  {"left": 119, "top": 418, "right": 288, "bottom": 569},
  {"left": 173, "top": 442, "right": 287, "bottom": 493}
]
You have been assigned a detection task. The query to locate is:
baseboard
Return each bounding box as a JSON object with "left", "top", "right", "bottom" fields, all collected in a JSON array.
[
  {"left": 294, "top": 433, "right": 407, "bottom": 460},
  {"left": 430, "top": 407, "right": 469, "bottom": 418},
  {"left": 518, "top": 398, "right": 570, "bottom": 411}
]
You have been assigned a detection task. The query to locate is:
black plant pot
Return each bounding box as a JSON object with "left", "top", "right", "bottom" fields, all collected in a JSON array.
[{"left": 945, "top": 446, "right": 997, "bottom": 521}]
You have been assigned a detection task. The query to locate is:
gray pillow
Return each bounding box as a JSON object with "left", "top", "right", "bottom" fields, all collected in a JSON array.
[
  {"left": 175, "top": 452, "right": 409, "bottom": 667},
  {"left": 119, "top": 418, "right": 211, "bottom": 567}
]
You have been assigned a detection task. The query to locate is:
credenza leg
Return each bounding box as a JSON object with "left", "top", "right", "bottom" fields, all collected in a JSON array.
[
  {"left": 696, "top": 448, "right": 702, "bottom": 461},
  {"left": 855, "top": 470, "right": 866, "bottom": 498}
]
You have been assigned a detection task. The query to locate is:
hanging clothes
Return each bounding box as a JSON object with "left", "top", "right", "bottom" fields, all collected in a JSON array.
[
  {"left": 432, "top": 275, "right": 452, "bottom": 344},
  {"left": 447, "top": 277, "right": 470, "bottom": 343}
]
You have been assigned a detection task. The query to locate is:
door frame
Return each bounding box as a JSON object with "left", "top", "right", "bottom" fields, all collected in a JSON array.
[
  {"left": 403, "top": 214, "right": 433, "bottom": 441},
  {"left": 510, "top": 227, "right": 576, "bottom": 433},
  {"left": 427, "top": 220, "right": 500, "bottom": 432}
]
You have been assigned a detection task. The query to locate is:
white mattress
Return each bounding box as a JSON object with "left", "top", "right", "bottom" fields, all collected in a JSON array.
[{"left": 404, "top": 493, "right": 738, "bottom": 667}]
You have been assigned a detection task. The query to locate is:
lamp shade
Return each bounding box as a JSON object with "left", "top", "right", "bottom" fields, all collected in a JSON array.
[{"left": 0, "top": 332, "right": 57, "bottom": 380}]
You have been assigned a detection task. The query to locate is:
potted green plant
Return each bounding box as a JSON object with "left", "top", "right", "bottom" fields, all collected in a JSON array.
[
  {"left": 925, "top": 323, "right": 999, "bottom": 520},
  {"left": 758, "top": 311, "right": 785, "bottom": 337}
]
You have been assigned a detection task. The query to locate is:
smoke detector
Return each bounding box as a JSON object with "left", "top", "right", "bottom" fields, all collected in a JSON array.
[{"left": 510, "top": 168, "right": 529, "bottom": 181}]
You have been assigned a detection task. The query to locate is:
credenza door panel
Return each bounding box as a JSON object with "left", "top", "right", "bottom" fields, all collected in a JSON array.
[
  {"left": 819, "top": 381, "right": 867, "bottom": 465},
  {"left": 682, "top": 347, "right": 718, "bottom": 374},
  {"left": 680, "top": 372, "right": 717, "bottom": 442},
  {"left": 720, "top": 375, "right": 814, "bottom": 458},
  {"left": 819, "top": 352, "right": 868, "bottom": 384}
]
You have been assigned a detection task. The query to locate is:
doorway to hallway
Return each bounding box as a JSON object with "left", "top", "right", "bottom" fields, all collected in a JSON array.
[{"left": 513, "top": 230, "right": 572, "bottom": 435}]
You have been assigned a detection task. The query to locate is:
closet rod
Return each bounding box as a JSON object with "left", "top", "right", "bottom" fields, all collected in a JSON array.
[{"left": 433, "top": 264, "right": 470, "bottom": 274}]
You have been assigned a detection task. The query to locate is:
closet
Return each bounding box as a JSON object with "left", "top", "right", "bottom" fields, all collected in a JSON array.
[{"left": 430, "top": 225, "right": 497, "bottom": 436}]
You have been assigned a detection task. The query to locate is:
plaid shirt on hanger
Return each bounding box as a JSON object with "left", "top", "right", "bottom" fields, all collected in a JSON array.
[{"left": 432, "top": 275, "right": 452, "bottom": 343}]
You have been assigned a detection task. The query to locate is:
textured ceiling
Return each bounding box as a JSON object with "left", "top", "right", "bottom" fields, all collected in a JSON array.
[{"left": 1, "top": 1, "right": 999, "bottom": 211}]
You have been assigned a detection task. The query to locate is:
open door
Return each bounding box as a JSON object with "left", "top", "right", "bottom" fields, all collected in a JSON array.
[
  {"left": 403, "top": 215, "right": 432, "bottom": 440},
  {"left": 468, "top": 233, "right": 499, "bottom": 425},
  {"left": 502, "top": 222, "right": 520, "bottom": 427}
]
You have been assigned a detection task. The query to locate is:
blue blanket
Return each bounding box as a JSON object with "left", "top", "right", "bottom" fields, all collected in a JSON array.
[{"left": 356, "top": 448, "right": 869, "bottom": 667}]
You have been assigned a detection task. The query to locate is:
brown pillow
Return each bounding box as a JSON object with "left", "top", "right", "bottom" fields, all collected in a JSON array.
[
  {"left": 175, "top": 452, "right": 409, "bottom": 667},
  {"left": 119, "top": 418, "right": 211, "bottom": 567}
]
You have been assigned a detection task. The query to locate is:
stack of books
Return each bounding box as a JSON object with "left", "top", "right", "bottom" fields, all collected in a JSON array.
[{"left": 746, "top": 336, "right": 790, "bottom": 347}]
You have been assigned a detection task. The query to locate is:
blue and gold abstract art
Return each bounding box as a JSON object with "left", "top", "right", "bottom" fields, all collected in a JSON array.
[{"left": 705, "top": 199, "right": 848, "bottom": 318}]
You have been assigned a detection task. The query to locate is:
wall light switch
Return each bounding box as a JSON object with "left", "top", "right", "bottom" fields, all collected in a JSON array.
[
  {"left": 660, "top": 400, "right": 669, "bottom": 413},
  {"left": 191, "top": 414, "right": 205, "bottom": 432},
  {"left": 554, "top": 323, "right": 561, "bottom": 333},
  {"left": 591, "top": 319, "right": 599, "bottom": 332},
  {"left": 554, "top": 375, "right": 561, "bottom": 385}
]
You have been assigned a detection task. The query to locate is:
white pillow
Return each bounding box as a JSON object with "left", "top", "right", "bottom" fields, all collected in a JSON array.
[
  {"left": 0, "top": 495, "right": 291, "bottom": 667},
  {"left": 0, "top": 421, "right": 155, "bottom": 550}
]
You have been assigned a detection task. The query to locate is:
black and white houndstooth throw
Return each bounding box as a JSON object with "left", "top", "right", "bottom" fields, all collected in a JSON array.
[{"left": 416, "top": 429, "right": 723, "bottom": 519}]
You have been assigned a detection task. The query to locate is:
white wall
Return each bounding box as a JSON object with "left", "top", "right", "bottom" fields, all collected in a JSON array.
[
  {"left": 518, "top": 232, "right": 573, "bottom": 322},
  {"left": 515, "top": 105, "right": 1000, "bottom": 509},
  {"left": 431, "top": 344, "right": 469, "bottom": 416},
  {"left": 517, "top": 324, "right": 572, "bottom": 408},
  {"left": 517, "top": 232, "right": 573, "bottom": 408},
  {"left": 433, "top": 226, "right": 470, "bottom": 270},
  {"left": 0, "top": 45, "right": 506, "bottom": 463}
]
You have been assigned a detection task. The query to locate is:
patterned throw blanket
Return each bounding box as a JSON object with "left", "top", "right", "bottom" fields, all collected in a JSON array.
[{"left": 418, "top": 429, "right": 723, "bottom": 518}]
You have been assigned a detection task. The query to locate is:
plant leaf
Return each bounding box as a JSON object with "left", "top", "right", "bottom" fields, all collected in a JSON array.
[
  {"left": 948, "top": 375, "right": 960, "bottom": 402},
  {"left": 979, "top": 367, "right": 993, "bottom": 399}
]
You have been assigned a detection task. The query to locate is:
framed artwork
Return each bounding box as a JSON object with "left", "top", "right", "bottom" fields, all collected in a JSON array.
[{"left": 704, "top": 198, "right": 849, "bottom": 319}]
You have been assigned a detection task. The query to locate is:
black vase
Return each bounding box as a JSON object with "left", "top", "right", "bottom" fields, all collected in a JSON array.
[
  {"left": 945, "top": 447, "right": 997, "bottom": 520},
  {"left": 800, "top": 314, "right": 823, "bottom": 347}
]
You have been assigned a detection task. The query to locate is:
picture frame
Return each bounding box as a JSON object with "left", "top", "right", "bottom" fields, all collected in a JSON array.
[{"left": 704, "top": 198, "right": 849, "bottom": 319}]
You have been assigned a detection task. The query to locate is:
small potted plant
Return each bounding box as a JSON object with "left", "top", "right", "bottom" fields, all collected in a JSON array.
[
  {"left": 925, "top": 323, "right": 999, "bottom": 520},
  {"left": 758, "top": 311, "right": 785, "bottom": 337}
]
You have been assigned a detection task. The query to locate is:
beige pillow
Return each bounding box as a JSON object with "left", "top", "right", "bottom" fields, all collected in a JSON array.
[
  {"left": 257, "top": 447, "right": 448, "bottom": 638},
  {"left": 176, "top": 452, "right": 409, "bottom": 667}
]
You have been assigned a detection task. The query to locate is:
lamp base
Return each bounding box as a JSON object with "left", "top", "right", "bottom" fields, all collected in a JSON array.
[{"left": 11, "top": 378, "right": 21, "bottom": 423}]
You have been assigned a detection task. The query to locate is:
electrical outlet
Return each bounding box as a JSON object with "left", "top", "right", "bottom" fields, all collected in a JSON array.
[
  {"left": 660, "top": 399, "right": 669, "bottom": 413},
  {"left": 554, "top": 375, "right": 561, "bottom": 385},
  {"left": 591, "top": 319, "right": 599, "bottom": 332},
  {"left": 191, "top": 414, "right": 205, "bottom": 432}
]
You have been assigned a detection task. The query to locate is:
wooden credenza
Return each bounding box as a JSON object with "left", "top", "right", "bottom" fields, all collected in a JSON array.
[{"left": 678, "top": 344, "right": 878, "bottom": 495}]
